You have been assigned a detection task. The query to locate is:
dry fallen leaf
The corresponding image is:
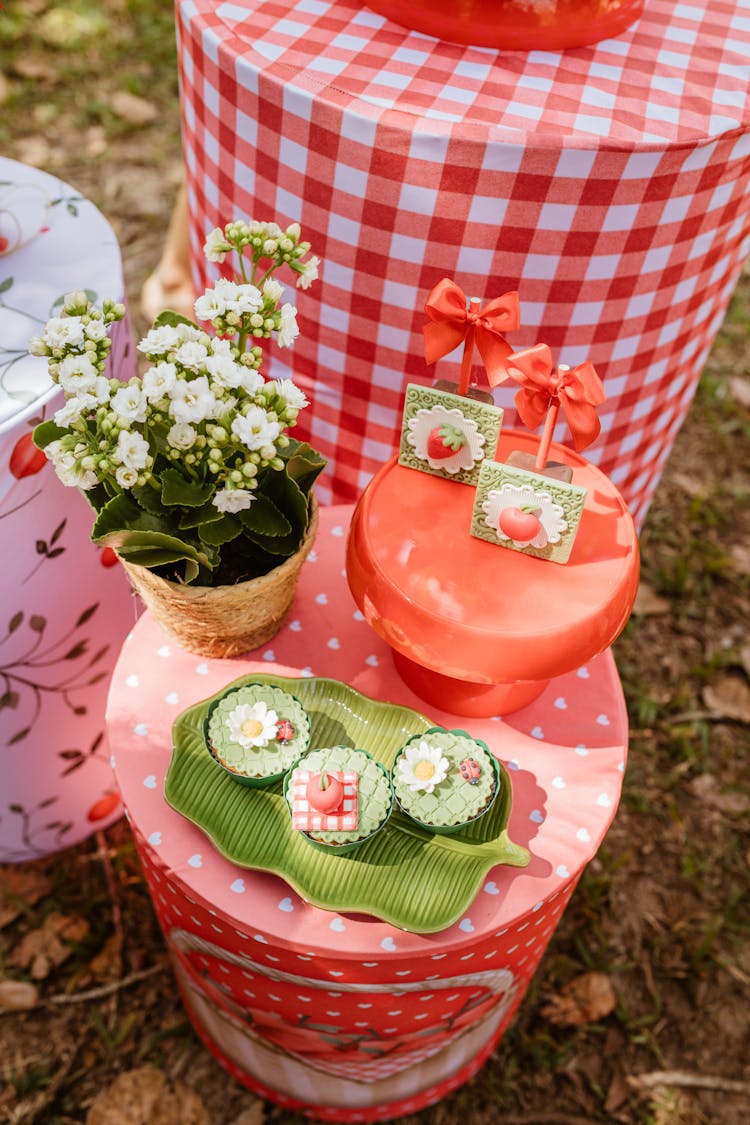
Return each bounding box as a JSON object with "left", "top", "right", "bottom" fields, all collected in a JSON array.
[
  {"left": 541, "top": 971, "right": 617, "bottom": 1027},
  {"left": 0, "top": 865, "right": 53, "bottom": 929},
  {"left": 10, "top": 912, "right": 89, "bottom": 980},
  {"left": 633, "top": 582, "right": 672, "bottom": 617},
  {"left": 0, "top": 979, "right": 39, "bottom": 1011},
  {"left": 702, "top": 676, "right": 750, "bottom": 723},
  {"left": 728, "top": 376, "right": 750, "bottom": 408},
  {"left": 109, "top": 90, "right": 159, "bottom": 126},
  {"left": 86, "top": 1066, "right": 210, "bottom": 1125},
  {"left": 689, "top": 773, "right": 750, "bottom": 817},
  {"left": 229, "top": 1104, "right": 265, "bottom": 1125},
  {"left": 89, "top": 933, "right": 123, "bottom": 983}
]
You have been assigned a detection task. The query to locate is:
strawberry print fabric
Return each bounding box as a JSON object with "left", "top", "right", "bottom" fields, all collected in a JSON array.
[
  {"left": 177, "top": 0, "right": 750, "bottom": 529},
  {"left": 0, "top": 158, "right": 136, "bottom": 862}
]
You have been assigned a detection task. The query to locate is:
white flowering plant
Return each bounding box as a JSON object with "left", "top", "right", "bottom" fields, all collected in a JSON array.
[{"left": 31, "top": 219, "right": 326, "bottom": 586}]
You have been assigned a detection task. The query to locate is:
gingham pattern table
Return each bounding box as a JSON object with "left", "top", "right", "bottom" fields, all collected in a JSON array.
[{"left": 177, "top": 0, "right": 750, "bottom": 527}]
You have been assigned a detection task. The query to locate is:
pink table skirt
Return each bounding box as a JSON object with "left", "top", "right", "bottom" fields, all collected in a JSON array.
[
  {"left": 0, "top": 158, "right": 136, "bottom": 862},
  {"left": 178, "top": 0, "right": 750, "bottom": 528},
  {"left": 107, "top": 505, "right": 628, "bottom": 1119}
]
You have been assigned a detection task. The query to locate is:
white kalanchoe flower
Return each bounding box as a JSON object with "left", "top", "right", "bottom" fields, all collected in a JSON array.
[
  {"left": 205, "top": 353, "right": 244, "bottom": 389},
  {"left": 231, "top": 406, "right": 281, "bottom": 451},
  {"left": 204, "top": 227, "right": 231, "bottom": 263},
  {"left": 137, "top": 324, "right": 181, "bottom": 355},
  {"left": 91, "top": 376, "right": 112, "bottom": 404},
  {"left": 84, "top": 318, "right": 107, "bottom": 342},
  {"left": 115, "top": 465, "right": 139, "bottom": 489},
  {"left": 43, "top": 316, "right": 85, "bottom": 350},
  {"left": 272, "top": 378, "right": 308, "bottom": 411},
  {"left": 57, "top": 354, "right": 98, "bottom": 395},
  {"left": 166, "top": 422, "right": 197, "bottom": 450},
  {"left": 213, "top": 486, "right": 254, "bottom": 513},
  {"left": 277, "top": 303, "right": 299, "bottom": 348},
  {"left": 54, "top": 397, "right": 89, "bottom": 428},
  {"left": 168, "top": 376, "right": 217, "bottom": 424},
  {"left": 115, "top": 429, "right": 150, "bottom": 470},
  {"left": 111, "top": 384, "right": 147, "bottom": 424},
  {"left": 194, "top": 289, "right": 226, "bottom": 322},
  {"left": 226, "top": 700, "right": 279, "bottom": 748},
  {"left": 396, "top": 740, "right": 450, "bottom": 794},
  {"left": 238, "top": 368, "right": 264, "bottom": 395},
  {"left": 225, "top": 283, "right": 262, "bottom": 316},
  {"left": 53, "top": 450, "right": 98, "bottom": 490},
  {"left": 262, "top": 278, "right": 284, "bottom": 303},
  {"left": 174, "top": 340, "right": 209, "bottom": 372},
  {"left": 174, "top": 322, "right": 207, "bottom": 344},
  {"left": 296, "top": 255, "right": 320, "bottom": 290},
  {"left": 142, "top": 361, "right": 177, "bottom": 401}
]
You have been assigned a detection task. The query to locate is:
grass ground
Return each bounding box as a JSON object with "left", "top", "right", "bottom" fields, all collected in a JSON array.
[{"left": 1, "top": 2, "right": 749, "bottom": 1122}]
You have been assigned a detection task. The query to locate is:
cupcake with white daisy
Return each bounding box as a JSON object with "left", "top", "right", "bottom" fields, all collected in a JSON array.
[
  {"left": 206, "top": 682, "right": 310, "bottom": 787},
  {"left": 392, "top": 728, "right": 500, "bottom": 833}
]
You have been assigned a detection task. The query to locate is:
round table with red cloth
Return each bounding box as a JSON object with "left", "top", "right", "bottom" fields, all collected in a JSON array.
[
  {"left": 177, "top": 0, "right": 750, "bottom": 528},
  {"left": 106, "top": 505, "right": 629, "bottom": 1121}
]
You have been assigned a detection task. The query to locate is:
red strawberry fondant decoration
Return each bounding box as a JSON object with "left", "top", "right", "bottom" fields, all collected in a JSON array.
[
  {"left": 306, "top": 771, "right": 344, "bottom": 813},
  {"left": 426, "top": 422, "right": 467, "bottom": 461},
  {"left": 498, "top": 506, "right": 542, "bottom": 543}
]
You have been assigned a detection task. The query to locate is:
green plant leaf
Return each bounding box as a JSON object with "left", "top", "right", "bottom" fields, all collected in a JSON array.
[
  {"left": 198, "top": 514, "right": 242, "bottom": 546},
  {"left": 131, "top": 483, "right": 166, "bottom": 515},
  {"left": 280, "top": 440, "right": 327, "bottom": 496},
  {"left": 237, "top": 494, "right": 291, "bottom": 537},
  {"left": 179, "top": 501, "right": 224, "bottom": 529},
  {"left": 161, "top": 469, "right": 215, "bottom": 508},
  {"left": 152, "top": 310, "right": 197, "bottom": 330},
  {"left": 32, "top": 420, "right": 67, "bottom": 450},
  {"left": 91, "top": 494, "right": 210, "bottom": 568}
]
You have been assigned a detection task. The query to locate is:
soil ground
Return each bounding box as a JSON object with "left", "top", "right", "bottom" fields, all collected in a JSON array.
[{"left": 1, "top": 3, "right": 749, "bottom": 1123}]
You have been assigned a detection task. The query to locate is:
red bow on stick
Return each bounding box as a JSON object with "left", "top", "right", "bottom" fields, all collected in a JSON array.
[
  {"left": 506, "top": 343, "right": 606, "bottom": 454},
  {"left": 423, "top": 278, "right": 520, "bottom": 393}
]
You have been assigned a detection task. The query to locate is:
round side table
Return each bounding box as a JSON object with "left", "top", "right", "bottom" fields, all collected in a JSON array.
[{"left": 107, "top": 504, "right": 629, "bottom": 1121}]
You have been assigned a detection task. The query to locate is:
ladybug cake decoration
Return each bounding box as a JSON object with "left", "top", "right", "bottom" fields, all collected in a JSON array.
[
  {"left": 471, "top": 342, "right": 607, "bottom": 565},
  {"left": 398, "top": 278, "right": 519, "bottom": 485}
]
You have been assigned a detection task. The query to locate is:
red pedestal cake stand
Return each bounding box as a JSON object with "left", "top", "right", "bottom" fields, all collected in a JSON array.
[{"left": 347, "top": 430, "right": 640, "bottom": 717}]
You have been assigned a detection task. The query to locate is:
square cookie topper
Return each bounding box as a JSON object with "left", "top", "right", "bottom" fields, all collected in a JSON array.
[
  {"left": 471, "top": 460, "right": 586, "bottom": 565},
  {"left": 398, "top": 384, "right": 504, "bottom": 486}
]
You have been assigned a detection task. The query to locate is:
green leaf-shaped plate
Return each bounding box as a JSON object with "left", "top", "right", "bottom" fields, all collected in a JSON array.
[{"left": 165, "top": 674, "right": 530, "bottom": 933}]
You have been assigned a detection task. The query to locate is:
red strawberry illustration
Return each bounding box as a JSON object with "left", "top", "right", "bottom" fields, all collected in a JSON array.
[
  {"left": 9, "top": 433, "right": 47, "bottom": 479},
  {"left": 426, "top": 422, "right": 467, "bottom": 461},
  {"left": 100, "top": 547, "right": 119, "bottom": 567},
  {"left": 86, "top": 792, "right": 122, "bottom": 823},
  {"left": 498, "top": 506, "right": 542, "bottom": 543}
]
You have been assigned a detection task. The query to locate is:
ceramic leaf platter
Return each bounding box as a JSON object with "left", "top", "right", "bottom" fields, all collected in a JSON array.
[{"left": 165, "top": 674, "right": 529, "bottom": 933}]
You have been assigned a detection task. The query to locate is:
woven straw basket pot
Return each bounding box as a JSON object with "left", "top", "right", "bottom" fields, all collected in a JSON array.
[{"left": 119, "top": 498, "right": 319, "bottom": 659}]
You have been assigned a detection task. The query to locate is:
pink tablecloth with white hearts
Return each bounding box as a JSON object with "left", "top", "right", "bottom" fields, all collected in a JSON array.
[
  {"left": 177, "top": 0, "right": 750, "bottom": 529},
  {"left": 106, "top": 504, "right": 628, "bottom": 1121}
]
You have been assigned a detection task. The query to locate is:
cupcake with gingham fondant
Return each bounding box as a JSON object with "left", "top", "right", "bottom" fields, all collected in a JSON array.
[
  {"left": 391, "top": 727, "right": 499, "bottom": 833},
  {"left": 206, "top": 682, "right": 310, "bottom": 787},
  {"left": 285, "top": 745, "right": 393, "bottom": 852}
]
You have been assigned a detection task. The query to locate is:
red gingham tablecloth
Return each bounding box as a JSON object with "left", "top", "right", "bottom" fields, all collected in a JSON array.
[{"left": 177, "top": 0, "right": 750, "bottom": 525}]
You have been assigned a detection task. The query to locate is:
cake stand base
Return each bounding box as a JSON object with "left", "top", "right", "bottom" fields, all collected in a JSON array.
[{"left": 392, "top": 651, "right": 547, "bottom": 718}]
